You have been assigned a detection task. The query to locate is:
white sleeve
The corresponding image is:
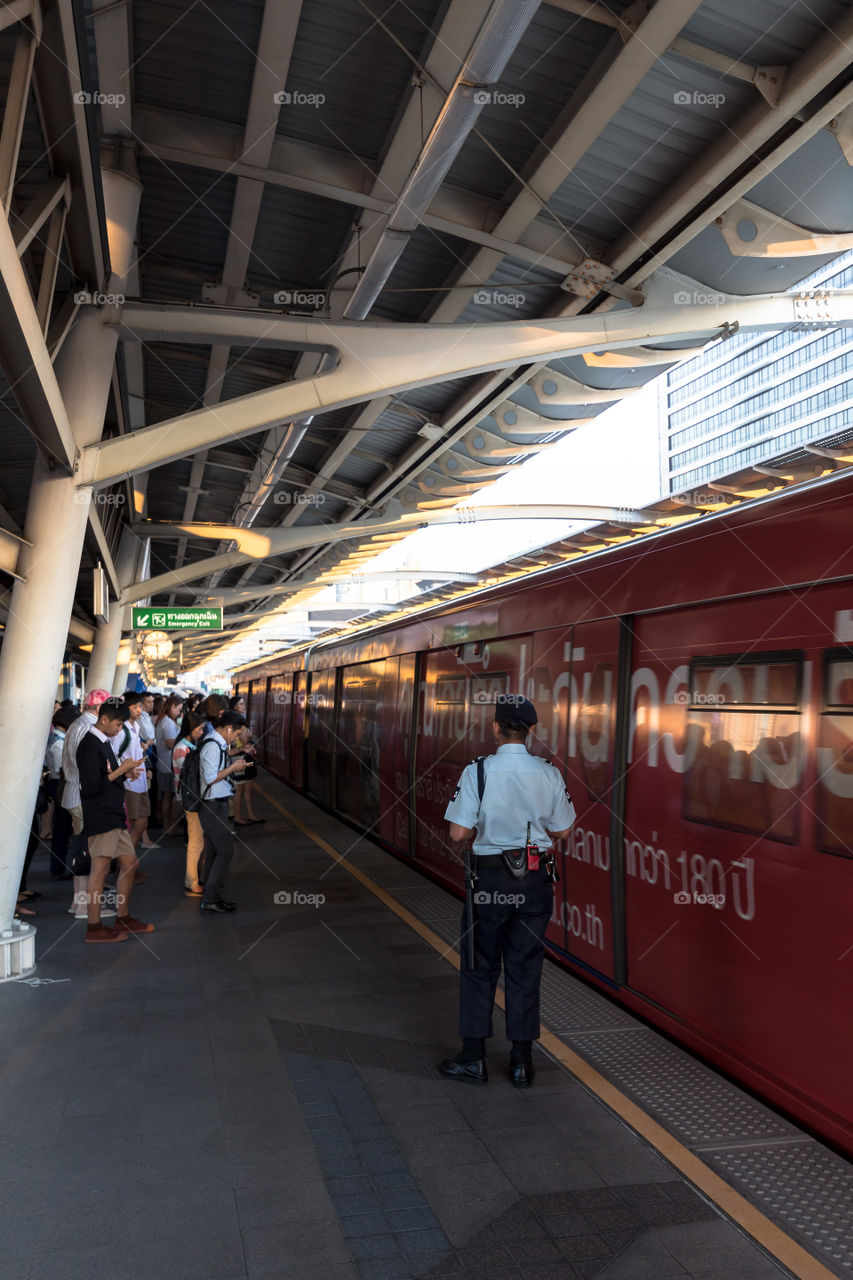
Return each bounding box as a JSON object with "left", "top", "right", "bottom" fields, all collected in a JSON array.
[
  {"left": 444, "top": 763, "right": 480, "bottom": 828},
  {"left": 546, "top": 771, "right": 576, "bottom": 832}
]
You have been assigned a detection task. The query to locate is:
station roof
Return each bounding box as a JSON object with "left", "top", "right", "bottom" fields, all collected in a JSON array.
[{"left": 1, "top": 0, "right": 852, "bottom": 674}]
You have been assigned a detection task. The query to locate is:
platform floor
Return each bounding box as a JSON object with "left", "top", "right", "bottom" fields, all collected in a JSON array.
[{"left": 0, "top": 774, "right": 844, "bottom": 1280}]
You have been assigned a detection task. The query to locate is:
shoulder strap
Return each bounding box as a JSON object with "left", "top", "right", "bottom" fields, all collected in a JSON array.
[{"left": 476, "top": 756, "right": 486, "bottom": 803}]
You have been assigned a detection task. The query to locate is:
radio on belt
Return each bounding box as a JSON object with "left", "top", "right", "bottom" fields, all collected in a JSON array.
[{"left": 525, "top": 822, "right": 540, "bottom": 871}]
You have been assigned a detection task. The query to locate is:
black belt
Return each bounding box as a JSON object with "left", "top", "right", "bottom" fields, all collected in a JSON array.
[{"left": 474, "top": 853, "right": 537, "bottom": 869}]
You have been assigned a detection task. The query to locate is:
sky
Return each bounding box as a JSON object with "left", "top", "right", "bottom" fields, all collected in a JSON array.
[{"left": 184, "top": 379, "right": 664, "bottom": 681}]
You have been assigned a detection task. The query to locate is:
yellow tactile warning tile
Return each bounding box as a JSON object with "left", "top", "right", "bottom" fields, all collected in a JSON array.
[{"left": 259, "top": 785, "right": 837, "bottom": 1280}]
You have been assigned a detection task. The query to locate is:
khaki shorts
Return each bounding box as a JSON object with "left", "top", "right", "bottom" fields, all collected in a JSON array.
[
  {"left": 67, "top": 803, "right": 84, "bottom": 836},
  {"left": 125, "top": 790, "right": 151, "bottom": 821},
  {"left": 88, "top": 827, "right": 136, "bottom": 862}
]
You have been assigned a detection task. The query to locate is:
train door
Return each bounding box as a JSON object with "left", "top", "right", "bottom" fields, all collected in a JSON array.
[
  {"left": 305, "top": 667, "right": 337, "bottom": 805},
  {"left": 391, "top": 654, "right": 417, "bottom": 854},
  {"left": 265, "top": 672, "right": 292, "bottom": 776},
  {"left": 415, "top": 636, "right": 530, "bottom": 888},
  {"left": 291, "top": 670, "right": 307, "bottom": 788},
  {"left": 561, "top": 618, "right": 626, "bottom": 981}
]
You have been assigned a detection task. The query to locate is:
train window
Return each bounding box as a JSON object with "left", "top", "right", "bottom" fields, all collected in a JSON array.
[
  {"left": 435, "top": 675, "right": 466, "bottom": 705},
  {"left": 470, "top": 673, "right": 508, "bottom": 707},
  {"left": 816, "top": 654, "right": 853, "bottom": 859},
  {"left": 683, "top": 655, "right": 802, "bottom": 843}
]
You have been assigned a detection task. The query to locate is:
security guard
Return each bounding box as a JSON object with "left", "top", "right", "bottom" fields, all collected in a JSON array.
[{"left": 440, "top": 695, "right": 575, "bottom": 1087}]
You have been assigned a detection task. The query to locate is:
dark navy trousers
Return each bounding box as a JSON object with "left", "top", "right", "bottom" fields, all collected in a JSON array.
[{"left": 458, "top": 863, "right": 553, "bottom": 1041}]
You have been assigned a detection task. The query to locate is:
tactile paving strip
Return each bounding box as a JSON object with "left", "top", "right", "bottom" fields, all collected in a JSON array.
[
  {"left": 304, "top": 818, "right": 853, "bottom": 1278},
  {"left": 710, "top": 1144, "right": 853, "bottom": 1272},
  {"left": 567, "top": 1029, "right": 796, "bottom": 1146},
  {"left": 539, "top": 966, "right": 641, "bottom": 1033}
]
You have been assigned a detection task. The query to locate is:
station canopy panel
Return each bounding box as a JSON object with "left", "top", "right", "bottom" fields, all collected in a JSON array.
[{"left": 1, "top": 0, "right": 852, "bottom": 671}]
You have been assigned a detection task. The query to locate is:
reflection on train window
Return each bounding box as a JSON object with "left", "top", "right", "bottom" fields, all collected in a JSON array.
[
  {"left": 816, "top": 656, "right": 853, "bottom": 859},
  {"left": 469, "top": 674, "right": 508, "bottom": 752},
  {"left": 683, "top": 657, "right": 802, "bottom": 843},
  {"left": 578, "top": 664, "right": 612, "bottom": 803},
  {"left": 435, "top": 676, "right": 466, "bottom": 704}
]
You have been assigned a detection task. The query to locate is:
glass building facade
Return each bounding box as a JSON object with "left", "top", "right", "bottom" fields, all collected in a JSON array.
[{"left": 663, "top": 251, "right": 853, "bottom": 497}]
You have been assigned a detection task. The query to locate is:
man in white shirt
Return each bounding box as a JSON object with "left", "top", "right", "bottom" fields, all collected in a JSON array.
[
  {"left": 110, "top": 692, "right": 151, "bottom": 855},
  {"left": 441, "top": 695, "right": 575, "bottom": 1088},
  {"left": 137, "top": 692, "right": 156, "bottom": 749},
  {"left": 62, "top": 689, "right": 111, "bottom": 835}
]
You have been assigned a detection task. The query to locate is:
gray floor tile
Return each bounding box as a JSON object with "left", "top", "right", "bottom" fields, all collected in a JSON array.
[
  {"left": 648, "top": 1220, "right": 786, "bottom": 1271},
  {"left": 594, "top": 1239, "right": 689, "bottom": 1278}
]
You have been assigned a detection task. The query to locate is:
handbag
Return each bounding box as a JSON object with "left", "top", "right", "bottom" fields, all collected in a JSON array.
[{"left": 69, "top": 831, "right": 91, "bottom": 877}]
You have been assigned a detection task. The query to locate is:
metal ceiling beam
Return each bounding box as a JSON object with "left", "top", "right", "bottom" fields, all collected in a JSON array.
[
  {"left": 284, "top": 2, "right": 853, "bottom": 607},
  {"left": 612, "top": 42, "right": 853, "bottom": 285},
  {"left": 0, "top": 199, "right": 76, "bottom": 467},
  {"left": 258, "top": 0, "right": 701, "bottom": 602},
  {"left": 177, "top": 567, "right": 479, "bottom": 606},
  {"left": 547, "top": 0, "right": 794, "bottom": 98},
  {"left": 80, "top": 291, "right": 853, "bottom": 488},
  {"left": 338, "top": 0, "right": 540, "bottom": 320},
  {"left": 131, "top": 106, "right": 581, "bottom": 277},
  {"left": 189, "top": 0, "right": 555, "bottom": 608},
  {"left": 427, "top": 0, "right": 705, "bottom": 322},
  {"left": 33, "top": 0, "right": 108, "bottom": 286},
  {"left": 168, "top": 0, "right": 304, "bottom": 586},
  {"left": 123, "top": 503, "right": 653, "bottom": 601}
]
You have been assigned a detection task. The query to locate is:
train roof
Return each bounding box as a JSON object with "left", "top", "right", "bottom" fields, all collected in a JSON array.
[{"left": 232, "top": 465, "right": 853, "bottom": 679}]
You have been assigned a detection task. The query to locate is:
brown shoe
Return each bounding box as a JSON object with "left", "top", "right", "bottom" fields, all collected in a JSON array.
[
  {"left": 116, "top": 915, "right": 155, "bottom": 934},
  {"left": 133, "top": 873, "right": 147, "bottom": 885},
  {"left": 85, "top": 924, "right": 128, "bottom": 944}
]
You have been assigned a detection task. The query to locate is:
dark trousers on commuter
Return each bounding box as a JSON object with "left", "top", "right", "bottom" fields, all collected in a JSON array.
[
  {"left": 198, "top": 799, "right": 233, "bottom": 904},
  {"left": 458, "top": 866, "right": 553, "bottom": 1042},
  {"left": 48, "top": 778, "right": 72, "bottom": 877}
]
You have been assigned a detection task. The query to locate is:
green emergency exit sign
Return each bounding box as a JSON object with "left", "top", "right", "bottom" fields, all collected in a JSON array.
[{"left": 131, "top": 606, "right": 223, "bottom": 632}]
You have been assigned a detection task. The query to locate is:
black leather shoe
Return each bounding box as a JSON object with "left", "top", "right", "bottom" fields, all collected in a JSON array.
[
  {"left": 216, "top": 897, "right": 237, "bottom": 912},
  {"left": 200, "top": 900, "right": 229, "bottom": 913},
  {"left": 439, "top": 1056, "right": 487, "bottom": 1085},
  {"left": 509, "top": 1058, "right": 535, "bottom": 1088}
]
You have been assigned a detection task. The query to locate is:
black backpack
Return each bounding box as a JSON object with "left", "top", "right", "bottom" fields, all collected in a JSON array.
[{"left": 180, "top": 738, "right": 223, "bottom": 812}]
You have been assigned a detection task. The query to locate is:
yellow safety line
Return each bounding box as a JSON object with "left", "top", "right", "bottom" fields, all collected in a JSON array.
[{"left": 259, "top": 786, "right": 837, "bottom": 1280}]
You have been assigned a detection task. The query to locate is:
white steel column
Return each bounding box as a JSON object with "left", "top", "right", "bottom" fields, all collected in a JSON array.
[
  {"left": 0, "top": 164, "right": 141, "bottom": 975},
  {"left": 86, "top": 527, "right": 145, "bottom": 693}
]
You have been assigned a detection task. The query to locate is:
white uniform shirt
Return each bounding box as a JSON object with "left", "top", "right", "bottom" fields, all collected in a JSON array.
[
  {"left": 110, "top": 720, "right": 148, "bottom": 793},
  {"left": 61, "top": 709, "right": 97, "bottom": 809},
  {"left": 138, "top": 710, "right": 155, "bottom": 745},
  {"left": 444, "top": 743, "right": 576, "bottom": 857}
]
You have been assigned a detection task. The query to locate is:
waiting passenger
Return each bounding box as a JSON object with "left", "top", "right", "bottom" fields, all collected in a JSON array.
[
  {"left": 77, "top": 697, "right": 154, "bottom": 944},
  {"left": 61, "top": 688, "right": 111, "bottom": 920},
  {"left": 46, "top": 705, "right": 79, "bottom": 880},
  {"left": 229, "top": 693, "right": 262, "bottom": 825},
  {"left": 197, "top": 710, "right": 247, "bottom": 915},
  {"left": 111, "top": 691, "right": 153, "bottom": 864},
  {"left": 172, "top": 712, "right": 207, "bottom": 896}
]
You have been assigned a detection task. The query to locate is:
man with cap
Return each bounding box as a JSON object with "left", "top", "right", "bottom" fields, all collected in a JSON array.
[{"left": 440, "top": 694, "right": 575, "bottom": 1087}]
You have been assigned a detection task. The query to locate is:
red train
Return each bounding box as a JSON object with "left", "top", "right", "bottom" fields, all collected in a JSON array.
[{"left": 234, "top": 470, "right": 853, "bottom": 1155}]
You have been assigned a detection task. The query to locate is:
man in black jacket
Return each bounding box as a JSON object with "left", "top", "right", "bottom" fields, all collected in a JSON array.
[{"left": 77, "top": 697, "right": 155, "bottom": 944}]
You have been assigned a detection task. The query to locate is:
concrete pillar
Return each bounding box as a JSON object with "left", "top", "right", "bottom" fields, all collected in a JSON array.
[
  {"left": 86, "top": 528, "right": 142, "bottom": 693},
  {"left": 0, "top": 160, "right": 141, "bottom": 973},
  {"left": 112, "top": 637, "right": 133, "bottom": 695}
]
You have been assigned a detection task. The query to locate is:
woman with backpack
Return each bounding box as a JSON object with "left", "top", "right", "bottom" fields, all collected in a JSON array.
[{"left": 172, "top": 712, "right": 207, "bottom": 896}]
